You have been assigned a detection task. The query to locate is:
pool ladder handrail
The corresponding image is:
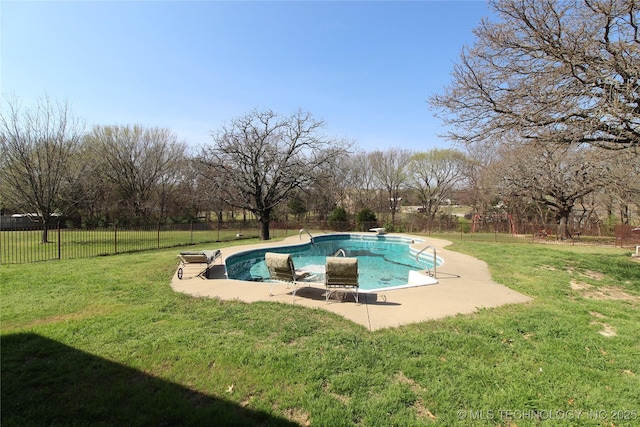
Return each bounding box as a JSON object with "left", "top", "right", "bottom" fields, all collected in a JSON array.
[
  {"left": 299, "top": 228, "right": 314, "bottom": 244},
  {"left": 415, "top": 245, "right": 437, "bottom": 279},
  {"left": 333, "top": 248, "right": 346, "bottom": 257}
]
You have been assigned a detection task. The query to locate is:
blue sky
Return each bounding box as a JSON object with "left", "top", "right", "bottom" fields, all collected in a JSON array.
[{"left": 2, "top": 1, "right": 493, "bottom": 151}]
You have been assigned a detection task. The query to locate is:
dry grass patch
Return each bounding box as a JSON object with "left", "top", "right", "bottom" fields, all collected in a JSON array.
[
  {"left": 570, "top": 280, "right": 591, "bottom": 291},
  {"left": 588, "top": 312, "right": 617, "bottom": 337},
  {"left": 582, "top": 286, "right": 639, "bottom": 302},
  {"left": 580, "top": 270, "right": 605, "bottom": 281},
  {"left": 570, "top": 281, "right": 639, "bottom": 302},
  {"left": 321, "top": 380, "right": 351, "bottom": 405},
  {"left": 395, "top": 372, "right": 437, "bottom": 421},
  {"left": 590, "top": 321, "right": 617, "bottom": 337},
  {"left": 282, "top": 407, "right": 310, "bottom": 426},
  {"left": 598, "top": 323, "right": 617, "bottom": 337}
]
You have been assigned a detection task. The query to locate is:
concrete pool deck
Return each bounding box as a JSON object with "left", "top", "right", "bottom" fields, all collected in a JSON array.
[{"left": 170, "top": 233, "right": 532, "bottom": 331}]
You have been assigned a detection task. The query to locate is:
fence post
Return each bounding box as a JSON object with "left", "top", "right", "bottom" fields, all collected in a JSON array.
[
  {"left": 157, "top": 222, "right": 161, "bottom": 249},
  {"left": 57, "top": 222, "right": 61, "bottom": 260},
  {"left": 114, "top": 223, "right": 118, "bottom": 254},
  {"left": 190, "top": 221, "right": 194, "bottom": 244}
]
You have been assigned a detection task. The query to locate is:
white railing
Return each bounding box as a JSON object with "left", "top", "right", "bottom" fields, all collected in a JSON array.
[
  {"left": 299, "top": 228, "right": 314, "bottom": 244},
  {"left": 333, "top": 248, "right": 346, "bottom": 257},
  {"left": 415, "top": 245, "right": 437, "bottom": 278}
]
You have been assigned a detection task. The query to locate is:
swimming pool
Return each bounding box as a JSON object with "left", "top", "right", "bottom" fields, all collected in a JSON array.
[{"left": 224, "top": 233, "right": 443, "bottom": 292}]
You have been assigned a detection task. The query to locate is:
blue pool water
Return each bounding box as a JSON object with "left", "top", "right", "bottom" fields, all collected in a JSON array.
[{"left": 225, "top": 234, "right": 443, "bottom": 291}]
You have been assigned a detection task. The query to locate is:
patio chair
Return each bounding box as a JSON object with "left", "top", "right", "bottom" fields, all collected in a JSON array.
[
  {"left": 176, "top": 249, "right": 221, "bottom": 280},
  {"left": 265, "top": 252, "right": 311, "bottom": 299},
  {"left": 324, "top": 256, "right": 359, "bottom": 303}
]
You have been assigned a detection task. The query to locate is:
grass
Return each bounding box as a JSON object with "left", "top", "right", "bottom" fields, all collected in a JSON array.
[
  {"left": 2, "top": 239, "right": 639, "bottom": 426},
  {"left": 428, "top": 231, "right": 618, "bottom": 246}
]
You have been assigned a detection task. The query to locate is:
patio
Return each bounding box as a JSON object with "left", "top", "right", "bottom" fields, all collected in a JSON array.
[{"left": 170, "top": 234, "right": 532, "bottom": 331}]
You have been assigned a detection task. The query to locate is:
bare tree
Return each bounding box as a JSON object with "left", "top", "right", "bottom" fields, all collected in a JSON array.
[
  {"left": 348, "top": 151, "right": 379, "bottom": 212},
  {"left": 602, "top": 148, "right": 640, "bottom": 224},
  {"left": 369, "top": 148, "right": 412, "bottom": 225},
  {"left": 459, "top": 143, "right": 498, "bottom": 215},
  {"left": 431, "top": 0, "right": 640, "bottom": 150},
  {"left": 0, "top": 95, "right": 84, "bottom": 242},
  {"left": 493, "top": 142, "right": 610, "bottom": 238},
  {"left": 181, "top": 157, "right": 222, "bottom": 223},
  {"left": 199, "top": 109, "right": 350, "bottom": 240},
  {"left": 408, "top": 148, "right": 468, "bottom": 224},
  {"left": 306, "top": 153, "right": 352, "bottom": 219},
  {"left": 84, "top": 125, "right": 187, "bottom": 223}
]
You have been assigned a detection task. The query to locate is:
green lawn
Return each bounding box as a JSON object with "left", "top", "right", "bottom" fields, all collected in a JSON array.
[{"left": 1, "top": 239, "right": 639, "bottom": 426}]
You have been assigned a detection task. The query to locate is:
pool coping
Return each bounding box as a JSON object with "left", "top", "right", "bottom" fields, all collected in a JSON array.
[{"left": 170, "top": 233, "right": 532, "bottom": 331}]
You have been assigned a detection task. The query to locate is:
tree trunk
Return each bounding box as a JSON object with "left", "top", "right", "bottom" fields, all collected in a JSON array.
[
  {"left": 556, "top": 210, "right": 571, "bottom": 240},
  {"left": 259, "top": 211, "right": 271, "bottom": 240},
  {"left": 620, "top": 204, "right": 629, "bottom": 225},
  {"left": 41, "top": 224, "right": 49, "bottom": 243}
]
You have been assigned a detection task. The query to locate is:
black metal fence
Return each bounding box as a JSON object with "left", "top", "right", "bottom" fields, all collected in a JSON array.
[
  {"left": 0, "top": 222, "right": 267, "bottom": 265},
  {"left": 2, "top": 219, "right": 637, "bottom": 265}
]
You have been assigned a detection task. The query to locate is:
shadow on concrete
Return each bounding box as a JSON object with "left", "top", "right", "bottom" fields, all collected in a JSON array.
[
  {"left": 206, "top": 264, "right": 227, "bottom": 279},
  {"left": 294, "top": 287, "right": 401, "bottom": 306},
  {"left": 1, "top": 333, "right": 299, "bottom": 426}
]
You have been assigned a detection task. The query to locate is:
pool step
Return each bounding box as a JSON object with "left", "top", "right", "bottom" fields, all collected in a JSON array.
[{"left": 408, "top": 270, "right": 438, "bottom": 286}]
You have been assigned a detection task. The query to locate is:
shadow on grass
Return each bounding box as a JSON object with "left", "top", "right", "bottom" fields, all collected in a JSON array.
[{"left": 1, "top": 333, "right": 299, "bottom": 426}]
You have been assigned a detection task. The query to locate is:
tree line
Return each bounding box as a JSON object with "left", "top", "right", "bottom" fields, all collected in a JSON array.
[
  {"left": 2, "top": 0, "right": 638, "bottom": 242},
  {"left": 1, "top": 96, "right": 636, "bottom": 242}
]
